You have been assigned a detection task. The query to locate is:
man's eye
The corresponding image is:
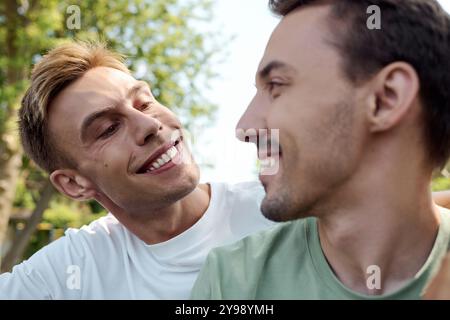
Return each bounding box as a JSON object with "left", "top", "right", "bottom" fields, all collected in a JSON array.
[
  {"left": 267, "top": 81, "right": 282, "bottom": 91},
  {"left": 266, "top": 81, "right": 283, "bottom": 98},
  {"left": 98, "top": 123, "right": 119, "bottom": 139},
  {"left": 140, "top": 101, "right": 153, "bottom": 111}
]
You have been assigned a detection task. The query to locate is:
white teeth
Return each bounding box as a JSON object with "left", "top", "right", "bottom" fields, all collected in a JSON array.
[
  {"left": 162, "top": 154, "right": 170, "bottom": 162},
  {"left": 145, "top": 146, "right": 179, "bottom": 172},
  {"left": 168, "top": 146, "right": 178, "bottom": 158}
]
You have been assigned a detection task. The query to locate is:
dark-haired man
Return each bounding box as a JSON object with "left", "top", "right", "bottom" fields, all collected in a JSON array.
[{"left": 191, "top": 0, "right": 450, "bottom": 299}]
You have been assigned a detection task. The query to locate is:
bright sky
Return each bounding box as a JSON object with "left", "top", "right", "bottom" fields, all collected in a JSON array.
[{"left": 196, "top": 0, "right": 450, "bottom": 184}]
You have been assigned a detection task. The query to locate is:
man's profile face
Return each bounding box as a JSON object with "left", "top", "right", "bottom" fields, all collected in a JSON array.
[
  {"left": 237, "top": 5, "right": 367, "bottom": 221},
  {"left": 48, "top": 66, "right": 200, "bottom": 214}
]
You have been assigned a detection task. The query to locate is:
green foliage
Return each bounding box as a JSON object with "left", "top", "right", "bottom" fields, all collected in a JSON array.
[
  {"left": 43, "top": 200, "right": 106, "bottom": 229},
  {"left": 432, "top": 177, "right": 450, "bottom": 192},
  {"left": 12, "top": 178, "right": 35, "bottom": 210}
]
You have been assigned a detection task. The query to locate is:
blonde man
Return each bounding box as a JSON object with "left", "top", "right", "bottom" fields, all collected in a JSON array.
[{"left": 0, "top": 42, "right": 274, "bottom": 299}]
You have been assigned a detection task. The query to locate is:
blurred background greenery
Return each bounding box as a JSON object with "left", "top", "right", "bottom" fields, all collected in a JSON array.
[{"left": 0, "top": 0, "right": 225, "bottom": 272}]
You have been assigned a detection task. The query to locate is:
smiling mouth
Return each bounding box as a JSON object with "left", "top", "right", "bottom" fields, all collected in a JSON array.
[
  {"left": 136, "top": 137, "right": 182, "bottom": 174},
  {"left": 257, "top": 141, "right": 283, "bottom": 160}
]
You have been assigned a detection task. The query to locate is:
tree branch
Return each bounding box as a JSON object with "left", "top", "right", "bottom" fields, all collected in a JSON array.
[{"left": 1, "top": 180, "right": 54, "bottom": 273}]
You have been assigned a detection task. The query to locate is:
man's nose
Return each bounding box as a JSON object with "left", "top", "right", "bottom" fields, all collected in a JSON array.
[
  {"left": 235, "top": 95, "right": 266, "bottom": 144},
  {"left": 131, "top": 111, "right": 163, "bottom": 146}
]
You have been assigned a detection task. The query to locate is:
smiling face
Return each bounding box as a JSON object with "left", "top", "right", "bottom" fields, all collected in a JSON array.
[
  {"left": 48, "top": 66, "right": 199, "bottom": 214},
  {"left": 237, "top": 5, "right": 367, "bottom": 221}
]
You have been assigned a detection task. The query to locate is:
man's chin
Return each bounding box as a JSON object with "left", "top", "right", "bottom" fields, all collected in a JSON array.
[
  {"left": 167, "top": 169, "right": 199, "bottom": 197},
  {"left": 145, "top": 179, "right": 198, "bottom": 210},
  {"left": 147, "top": 167, "right": 200, "bottom": 206},
  {"left": 261, "top": 186, "right": 313, "bottom": 222},
  {"left": 260, "top": 192, "right": 290, "bottom": 222}
]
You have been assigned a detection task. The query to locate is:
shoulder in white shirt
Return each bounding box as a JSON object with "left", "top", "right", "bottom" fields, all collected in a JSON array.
[{"left": 0, "top": 181, "right": 274, "bottom": 299}]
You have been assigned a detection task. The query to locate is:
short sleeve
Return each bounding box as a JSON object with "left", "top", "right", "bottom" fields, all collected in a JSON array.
[
  {"left": 0, "top": 234, "right": 82, "bottom": 299},
  {"left": 0, "top": 262, "right": 53, "bottom": 299}
]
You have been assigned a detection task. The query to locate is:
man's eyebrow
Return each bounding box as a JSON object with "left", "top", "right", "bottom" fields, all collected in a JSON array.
[
  {"left": 80, "top": 81, "right": 151, "bottom": 142},
  {"left": 127, "top": 80, "right": 150, "bottom": 99},
  {"left": 80, "top": 106, "right": 116, "bottom": 142},
  {"left": 257, "top": 60, "right": 296, "bottom": 81}
]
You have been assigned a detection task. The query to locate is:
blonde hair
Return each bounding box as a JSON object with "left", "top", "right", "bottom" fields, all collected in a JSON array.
[{"left": 19, "top": 41, "right": 130, "bottom": 172}]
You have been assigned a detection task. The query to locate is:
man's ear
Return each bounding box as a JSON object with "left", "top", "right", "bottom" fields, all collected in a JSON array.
[
  {"left": 367, "top": 62, "right": 420, "bottom": 132},
  {"left": 49, "top": 169, "right": 97, "bottom": 201}
]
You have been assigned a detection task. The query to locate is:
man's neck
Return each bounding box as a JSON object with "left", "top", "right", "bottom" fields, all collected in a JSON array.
[
  {"left": 115, "top": 183, "right": 211, "bottom": 245},
  {"left": 315, "top": 151, "right": 440, "bottom": 295}
]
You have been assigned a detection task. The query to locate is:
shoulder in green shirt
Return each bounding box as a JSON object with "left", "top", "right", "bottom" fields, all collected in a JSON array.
[{"left": 191, "top": 207, "right": 450, "bottom": 299}]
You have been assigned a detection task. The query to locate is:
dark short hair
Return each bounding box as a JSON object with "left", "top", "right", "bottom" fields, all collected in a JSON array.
[{"left": 269, "top": 0, "right": 450, "bottom": 169}]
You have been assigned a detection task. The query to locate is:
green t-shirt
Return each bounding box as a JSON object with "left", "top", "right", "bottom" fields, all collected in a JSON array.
[{"left": 191, "top": 207, "right": 450, "bottom": 299}]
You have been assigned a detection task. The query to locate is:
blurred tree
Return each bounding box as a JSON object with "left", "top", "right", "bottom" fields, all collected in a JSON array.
[
  {"left": 433, "top": 178, "right": 450, "bottom": 191},
  {"left": 0, "top": 0, "right": 223, "bottom": 268}
]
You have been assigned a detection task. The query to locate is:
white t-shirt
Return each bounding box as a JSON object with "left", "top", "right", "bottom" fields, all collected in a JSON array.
[{"left": 0, "top": 181, "right": 274, "bottom": 299}]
